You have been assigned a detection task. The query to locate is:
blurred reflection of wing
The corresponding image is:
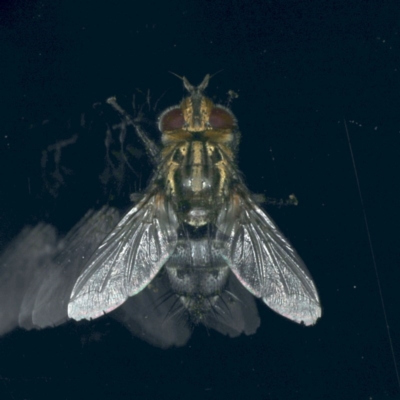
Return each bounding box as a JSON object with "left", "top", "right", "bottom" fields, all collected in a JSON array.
[
  {"left": 0, "top": 224, "right": 58, "bottom": 335},
  {"left": 217, "top": 192, "right": 321, "bottom": 326},
  {"left": 68, "top": 194, "right": 178, "bottom": 321},
  {"left": 112, "top": 271, "right": 192, "bottom": 349},
  {"left": 0, "top": 207, "right": 120, "bottom": 335},
  {"left": 204, "top": 273, "right": 260, "bottom": 338}
]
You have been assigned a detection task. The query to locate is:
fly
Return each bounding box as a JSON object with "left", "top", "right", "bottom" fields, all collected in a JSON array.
[{"left": 67, "top": 75, "right": 322, "bottom": 328}]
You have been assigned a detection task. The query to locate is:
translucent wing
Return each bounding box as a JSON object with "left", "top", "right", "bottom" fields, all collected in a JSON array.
[
  {"left": 68, "top": 193, "right": 178, "bottom": 321},
  {"left": 216, "top": 192, "right": 321, "bottom": 326}
]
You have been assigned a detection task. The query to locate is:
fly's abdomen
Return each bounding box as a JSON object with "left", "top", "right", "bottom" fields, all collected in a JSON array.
[{"left": 165, "top": 238, "right": 230, "bottom": 322}]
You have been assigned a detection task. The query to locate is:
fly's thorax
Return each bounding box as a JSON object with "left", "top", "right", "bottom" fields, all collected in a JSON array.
[{"left": 160, "top": 138, "right": 235, "bottom": 226}]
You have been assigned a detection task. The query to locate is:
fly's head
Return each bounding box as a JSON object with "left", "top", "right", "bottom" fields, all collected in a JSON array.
[{"left": 158, "top": 75, "right": 240, "bottom": 150}]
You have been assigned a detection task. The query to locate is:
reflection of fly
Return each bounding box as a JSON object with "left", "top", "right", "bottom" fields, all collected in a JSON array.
[{"left": 68, "top": 75, "right": 321, "bottom": 328}]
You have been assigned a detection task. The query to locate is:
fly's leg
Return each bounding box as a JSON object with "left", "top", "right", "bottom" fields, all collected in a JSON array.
[
  {"left": 106, "top": 96, "right": 160, "bottom": 164},
  {"left": 261, "top": 193, "right": 298, "bottom": 207}
]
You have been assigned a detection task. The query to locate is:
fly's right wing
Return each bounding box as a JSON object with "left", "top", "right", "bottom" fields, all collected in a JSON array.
[
  {"left": 68, "top": 193, "right": 178, "bottom": 321},
  {"left": 216, "top": 191, "right": 321, "bottom": 326}
]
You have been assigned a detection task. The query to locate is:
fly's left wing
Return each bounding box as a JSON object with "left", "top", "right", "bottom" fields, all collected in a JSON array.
[
  {"left": 216, "top": 191, "right": 321, "bottom": 326},
  {"left": 68, "top": 193, "right": 178, "bottom": 321}
]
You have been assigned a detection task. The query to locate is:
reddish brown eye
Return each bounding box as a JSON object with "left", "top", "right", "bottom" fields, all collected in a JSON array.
[
  {"left": 159, "top": 107, "right": 185, "bottom": 132},
  {"left": 209, "top": 106, "right": 236, "bottom": 129}
]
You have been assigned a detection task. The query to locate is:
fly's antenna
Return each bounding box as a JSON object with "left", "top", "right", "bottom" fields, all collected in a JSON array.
[
  {"left": 168, "top": 72, "right": 213, "bottom": 93},
  {"left": 169, "top": 70, "right": 223, "bottom": 94}
]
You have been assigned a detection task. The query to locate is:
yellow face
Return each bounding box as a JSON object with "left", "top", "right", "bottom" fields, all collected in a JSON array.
[{"left": 180, "top": 96, "right": 215, "bottom": 132}]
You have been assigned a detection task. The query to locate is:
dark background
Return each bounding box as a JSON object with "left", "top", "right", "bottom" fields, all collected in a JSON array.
[{"left": 0, "top": 0, "right": 400, "bottom": 399}]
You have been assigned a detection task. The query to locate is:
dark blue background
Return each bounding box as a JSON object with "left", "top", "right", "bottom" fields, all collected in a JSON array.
[{"left": 0, "top": 0, "right": 399, "bottom": 399}]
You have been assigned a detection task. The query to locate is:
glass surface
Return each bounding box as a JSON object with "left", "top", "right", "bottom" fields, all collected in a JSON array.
[{"left": 0, "top": 1, "right": 399, "bottom": 399}]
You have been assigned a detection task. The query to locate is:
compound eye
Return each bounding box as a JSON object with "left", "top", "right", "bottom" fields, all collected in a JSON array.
[
  {"left": 159, "top": 107, "right": 185, "bottom": 132},
  {"left": 209, "top": 106, "right": 236, "bottom": 129}
]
